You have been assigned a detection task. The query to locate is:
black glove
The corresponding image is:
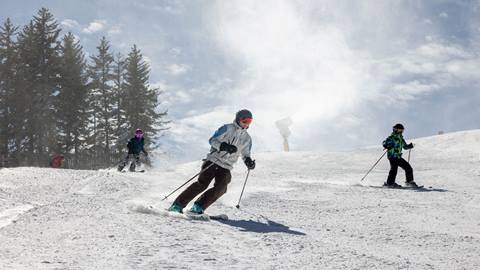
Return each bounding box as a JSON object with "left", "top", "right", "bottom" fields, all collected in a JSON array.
[
  {"left": 219, "top": 142, "right": 237, "bottom": 154},
  {"left": 244, "top": 157, "right": 256, "bottom": 170},
  {"left": 144, "top": 151, "right": 149, "bottom": 157},
  {"left": 382, "top": 141, "right": 392, "bottom": 150},
  {"left": 405, "top": 143, "right": 414, "bottom": 149}
]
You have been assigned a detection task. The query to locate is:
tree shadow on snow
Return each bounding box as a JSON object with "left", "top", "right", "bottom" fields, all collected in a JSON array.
[{"left": 215, "top": 218, "right": 306, "bottom": 235}]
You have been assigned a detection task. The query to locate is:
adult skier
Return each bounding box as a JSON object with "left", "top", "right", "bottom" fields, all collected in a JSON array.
[
  {"left": 382, "top": 123, "right": 419, "bottom": 188},
  {"left": 168, "top": 109, "right": 256, "bottom": 214},
  {"left": 117, "top": 128, "right": 148, "bottom": 172}
]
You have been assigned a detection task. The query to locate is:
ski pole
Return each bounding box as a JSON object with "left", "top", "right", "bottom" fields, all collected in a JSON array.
[
  {"left": 161, "top": 162, "right": 216, "bottom": 201},
  {"left": 236, "top": 169, "right": 251, "bottom": 209},
  {"left": 161, "top": 152, "right": 228, "bottom": 201},
  {"left": 361, "top": 150, "right": 387, "bottom": 182},
  {"left": 407, "top": 149, "right": 411, "bottom": 163}
]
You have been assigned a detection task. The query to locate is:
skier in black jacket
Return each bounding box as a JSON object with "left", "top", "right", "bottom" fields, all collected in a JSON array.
[{"left": 118, "top": 128, "right": 148, "bottom": 172}]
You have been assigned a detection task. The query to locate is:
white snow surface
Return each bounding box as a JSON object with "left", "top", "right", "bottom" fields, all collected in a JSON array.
[{"left": 1, "top": 130, "right": 479, "bottom": 269}]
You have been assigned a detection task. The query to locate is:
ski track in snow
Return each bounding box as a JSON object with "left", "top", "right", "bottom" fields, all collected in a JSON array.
[{"left": 0, "top": 130, "right": 479, "bottom": 269}]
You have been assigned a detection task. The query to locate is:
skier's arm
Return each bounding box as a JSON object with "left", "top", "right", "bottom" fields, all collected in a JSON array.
[
  {"left": 241, "top": 136, "right": 252, "bottom": 160},
  {"left": 402, "top": 138, "right": 414, "bottom": 149},
  {"left": 242, "top": 137, "right": 255, "bottom": 169},
  {"left": 382, "top": 136, "right": 394, "bottom": 149},
  {"left": 141, "top": 139, "right": 148, "bottom": 155},
  {"left": 127, "top": 139, "right": 133, "bottom": 150},
  {"left": 209, "top": 125, "right": 229, "bottom": 151}
]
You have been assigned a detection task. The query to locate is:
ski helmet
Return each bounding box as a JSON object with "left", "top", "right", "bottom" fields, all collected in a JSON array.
[
  {"left": 235, "top": 109, "right": 253, "bottom": 125},
  {"left": 135, "top": 128, "right": 144, "bottom": 138},
  {"left": 393, "top": 123, "right": 404, "bottom": 130}
]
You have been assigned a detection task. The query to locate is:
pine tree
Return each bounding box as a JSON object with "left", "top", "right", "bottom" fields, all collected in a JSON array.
[
  {"left": 1, "top": 9, "right": 171, "bottom": 168},
  {"left": 56, "top": 32, "right": 89, "bottom": 167},
  {"left": 16, "top": 8, "right": 61, "bottom": 165},
  {"left": 123, "top": 45, "right": 168, "bottom": 151},
  {"left": 14, "top": 22, "right": 36, "bottom": 165},
  {"left": 87, "top": 36, "right": 115, "bottom": 165},
  {"left": 0, "top": 18, "right": 18, "bottom": 166},
  {"left": 112, "top": 52, "right": 128, "bottom": 158}
]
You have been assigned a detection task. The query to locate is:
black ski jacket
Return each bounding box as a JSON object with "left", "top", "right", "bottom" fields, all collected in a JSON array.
[{"left": 127, "top": 137, "right": 147, "bottom": 155}]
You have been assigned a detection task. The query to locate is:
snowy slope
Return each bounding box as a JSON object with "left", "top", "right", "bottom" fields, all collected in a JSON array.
[{"left": 0, "top": 130, "right": 479, "bottom": 269}]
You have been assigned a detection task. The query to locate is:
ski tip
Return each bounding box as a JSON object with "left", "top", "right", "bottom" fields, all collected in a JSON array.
[
  {"left": 209, "top": 214, "right": 228, "bottom": 221},
  {"left": 185, "top": 212, "right": 211, "bottom": 221}
]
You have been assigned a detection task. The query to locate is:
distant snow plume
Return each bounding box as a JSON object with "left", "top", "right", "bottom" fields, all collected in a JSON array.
[
  {"left": 275, "top": 117, "right": 293, "bottom": 151},
  {"left": 213, "top": 1, "right": 361, "bottom": 117},
  {"left": 210, "top": 0, "right": 366, "bottom": 151}
]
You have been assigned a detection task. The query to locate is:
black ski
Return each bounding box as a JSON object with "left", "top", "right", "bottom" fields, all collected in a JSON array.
[
  {"left": 184, "top": 212, "right": 229, "bottom": 221},
  {"left": 365, "top": 185, "right": 426, "bottom": 190},
  {"left": 120, "top": 170, "right": 145, "bottom": 173}
]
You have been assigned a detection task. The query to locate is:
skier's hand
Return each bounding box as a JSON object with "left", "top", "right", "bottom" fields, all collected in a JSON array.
[
  {"left": 406, "top": 143, "right": 414, "bottom": 149},
  {"left": 144, "top": 151, "right": 149, "bottom": 157},
  {"left": 244, "top": 157, "right": 256, "bottom": 170},
  {"left": 220, "top": 142, "right": 237, "bottom": 154},
  {"left": 382, "top": 141, "right": 392, "bottom": 150}
]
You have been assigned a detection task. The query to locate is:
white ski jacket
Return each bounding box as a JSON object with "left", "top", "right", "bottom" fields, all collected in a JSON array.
[{"left": 206, "top": 121, "right": 252, "bottom": 170}]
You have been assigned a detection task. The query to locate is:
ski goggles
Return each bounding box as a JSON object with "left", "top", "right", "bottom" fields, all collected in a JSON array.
[{"left": 240, "top": 118, "right": 253, "bottom": 125}]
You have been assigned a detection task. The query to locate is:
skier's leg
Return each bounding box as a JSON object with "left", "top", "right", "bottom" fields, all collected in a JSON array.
[
  {"left": 129, "top": 154, "right": 137, "bottom": 171},
  {"left": 118, "top": 154, "right": 130, "bottom": 171},
  {"left": 135, "top": 154, "right": 141, "bottom": 167},
  {"left": 173, "top": 161, "right": 216, "bottom": 208},
  {"left": 194, "top": 166, "right": 231, "bottom": 210},
  {"left": 129, "top": 154, "right": 140, "bottom": 171},
  {"left": 386, "top": 158, "right": 399, "bottom": 185},
  {"left": 397, "top": 158, "right": 414, "bottom": 182}
]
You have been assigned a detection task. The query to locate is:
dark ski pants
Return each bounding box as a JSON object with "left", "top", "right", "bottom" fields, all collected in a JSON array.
[
  {"left": 387, "top": 157, "right": 414, "bottom": 184},
  {"left": 173, "top": 161, "right": 231, "bottom": 210},
  {"left": 119, "top": 154, "right": 140, "bottom": 171}
]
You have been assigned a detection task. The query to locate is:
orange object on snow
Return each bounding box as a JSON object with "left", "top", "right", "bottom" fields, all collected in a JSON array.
[{"left": 50, "top": 155, "right": 65, "bottom": 168}]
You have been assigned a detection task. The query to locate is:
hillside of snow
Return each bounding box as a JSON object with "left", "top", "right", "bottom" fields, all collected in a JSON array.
[{"left": 0, "top": 130, "right": 479, "bottom": 269}]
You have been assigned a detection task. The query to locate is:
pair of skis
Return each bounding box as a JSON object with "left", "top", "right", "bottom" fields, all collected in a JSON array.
[
  {"left": 162, "top": 208, "right": 228, "bottom": 221},
  {"left": 135, "top": 205, "right": 228, "bottom": 221},
  {"left": 367, "top": 184, "right": 426, "bottom": 190},
  {"left": 119, "top": 169, "right": 145, "bottom": 173}
]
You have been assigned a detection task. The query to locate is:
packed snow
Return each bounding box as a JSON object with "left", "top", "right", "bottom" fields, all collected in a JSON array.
[{"left": 0, "top": 130, "right": 479, "bottom": 269}]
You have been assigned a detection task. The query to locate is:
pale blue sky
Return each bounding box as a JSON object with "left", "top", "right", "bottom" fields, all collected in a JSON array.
[{"left": 1, "top": 0, "right": 479, "bottom": 160}]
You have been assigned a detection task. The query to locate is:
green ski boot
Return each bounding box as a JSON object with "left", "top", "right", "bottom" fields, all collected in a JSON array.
[
  {"left": 168, "top": 203, "right": 183, "bottom": 213},
  {"left": 189, "top": 203, "right": 205, "bottom": 214}
]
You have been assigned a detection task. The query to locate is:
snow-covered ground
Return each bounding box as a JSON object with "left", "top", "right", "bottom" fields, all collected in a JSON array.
[{"left": 1, "top": 130, "right": 479, "bottom": 269}]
